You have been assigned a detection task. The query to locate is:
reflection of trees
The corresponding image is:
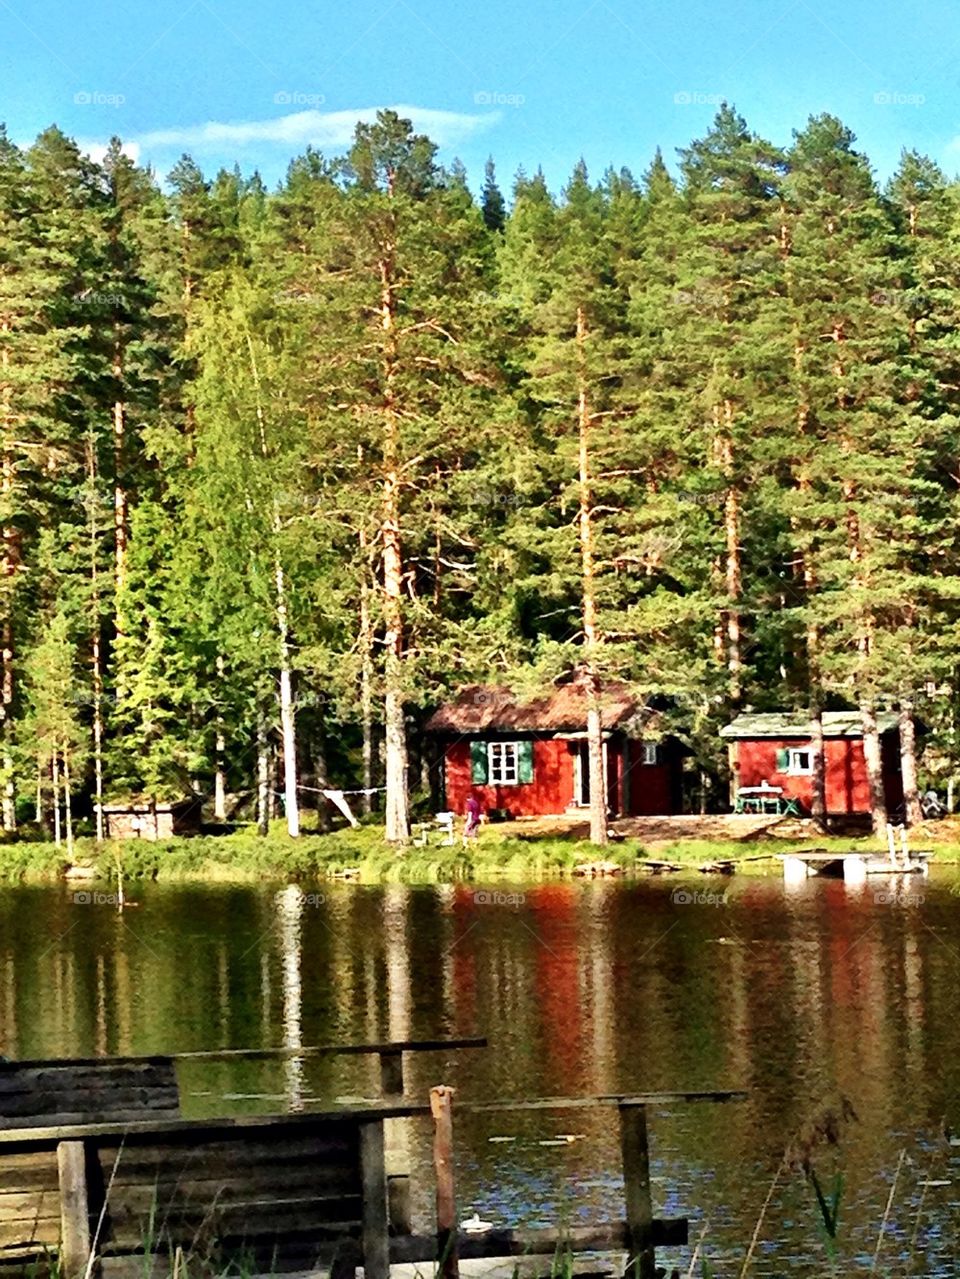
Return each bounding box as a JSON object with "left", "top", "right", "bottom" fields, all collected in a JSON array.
[
  {"left": 277, "top": 885, "right": 304, "bottom": 1108},
  {"left": 8, "top": 871, "right": 960, "bottom": 1263}
]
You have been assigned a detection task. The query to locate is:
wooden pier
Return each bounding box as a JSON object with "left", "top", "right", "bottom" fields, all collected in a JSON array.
[
  {"left": 0, "top": 1046, "right": 745, "bottom": 1279},
  {"left": 781, "top": 849, "right": 932, "bottom": 883}
]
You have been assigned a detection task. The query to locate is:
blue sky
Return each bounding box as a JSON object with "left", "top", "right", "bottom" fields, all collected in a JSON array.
[{"left": 2, "top": 0, "right": 959, "bottom": 193}]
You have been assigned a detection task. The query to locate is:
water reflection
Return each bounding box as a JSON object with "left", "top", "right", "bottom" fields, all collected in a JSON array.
[{"left": 1, "top": 873, "right": 960, "bottom": 1273}]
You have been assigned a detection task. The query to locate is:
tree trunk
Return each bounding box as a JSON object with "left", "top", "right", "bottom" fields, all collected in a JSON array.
[
  {"left": 576, "top": 306, "right": 607, "bottom": 848},
  {"left": 314, "top": 732, "right": 331, "bottom": 834},
  {"left": 0, "top": 320, "right": 17, "bottom": 832},
  {"left": 0, "top": 620, "right": 14, "bottom": 832},
  {"left": 860, "top": 700, "right": 887, "bottom": 836},
  {"left": 268, "top": 748, "right": 277, "bottom": 821},
  {"left": 86, "top": 431, "right": 105, "bottom": 842},
  {"left": 899, "top": 699, "right": 922, "bottom": 827},
  {"left": 214, "top": 731, "right": 226, "bottom": 820},
  {"left": 277, "top": 601, "right": 300, "bottom": 839},
  {"left": 256, "top": 715, "right": 270, "bottom": 837},
  {"left": 359, "top": 523, "right": 375, "bottom": 815},
  {"left": 380, "top": 240, "right": 410, "bottom": 843},
  {"left": 51, "top": 753, "right": 61, "bottom": 848},
  {"left": 809, "top": 704, "right": 826, "bottom": 829},
  {"left": 214, "top": 656, "right": 226, "bottom": 821},
  {"left": 719, "top": 401, "right": 741, "bottom": 704},
  {"left": 246, "top": 332, "right": 300, "bottom": 839},
  {"left": 63, "top": 747, "right": 74, "bottom": 860},
  {"left": 112, "top": 335, "right": 128, "bottom": 637}
]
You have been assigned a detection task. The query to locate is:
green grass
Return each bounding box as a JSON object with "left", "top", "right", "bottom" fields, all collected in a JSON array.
[
  {"left": 0, "top": 823, "right": 637, "bottom": 884},
  {"left": 3, "top": 816, "right": 960, "bottom": 884}
]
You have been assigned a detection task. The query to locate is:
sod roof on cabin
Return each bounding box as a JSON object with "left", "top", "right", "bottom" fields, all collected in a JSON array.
[
  {"left": 424, "top": 681, "right": 644, "bottom": 734},
  {"left": 720, "top": 710, "right": 900, "bottom": 739}
]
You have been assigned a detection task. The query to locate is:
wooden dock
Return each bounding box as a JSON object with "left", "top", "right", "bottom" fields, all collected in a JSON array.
[
  {"left": 0, "top": 1047, "right": 746, "bottom": 1279},
  {"left": 781, "top": 849, "right": 932, "bottom": 882}
]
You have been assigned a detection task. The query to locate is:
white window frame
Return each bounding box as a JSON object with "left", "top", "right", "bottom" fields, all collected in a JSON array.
[
  {"left": 488, "top": 741, "right": 521, "bottom": 786},
  {"left": 787, "top": 747, "right": 813, "bottom": 775},
  {"left": 642, "top": 742, "right": 659, "bottom": 766}
]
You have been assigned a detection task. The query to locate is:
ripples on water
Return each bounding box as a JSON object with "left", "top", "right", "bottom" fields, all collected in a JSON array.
[{"left": 1, "top": 872, "right": 960, "bottom": 1275}]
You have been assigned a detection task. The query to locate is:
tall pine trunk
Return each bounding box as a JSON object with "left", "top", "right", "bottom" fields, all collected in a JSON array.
[
  {"left": 359, "top": 522, "right": 375, "bottom": 815},
  {"left": 63, "top": 746, "right": 74, "bottom": 860},
  {"left": 720, "top": 401, "right": 742, "bottom": 703},
  {"left": 256, "top": 713, "right": 270, "bottom": 837},
  {"left": 899, "top": 698, "right": 922, "bottom": 827},
  {"left": 275, "top": 565, "right": 300, "bottom": 838},
  {"left": 860, "top": 699, "right": 887, "bottom": 835},
  {"left": 86, "top": 432, "right": 105, "bottom": 841},
  {"left": 380, "top": 238, "right": 410, "bottom": 843},
  {"left": 214, "top": 654, "right": 226, "bottom": 821},
  {"left": 314, "top": 733, "right": 331, "bottom": 834},
  {"left": 112, "top": 331, "right": 128, "bottom": 637},
  {"left": 51, "top": 754, "right": 61, "bottom": 848},
  {"left": 0, "top": 619, "right": 14, "bottom": 832},
  {"left": 809, "top": 703, "right": 826, "bottom": 828},
  {"left": 576, "top": 306, "right": 607, "bottom": 847},
  {"left": 247, "top": 333, "right": 300, "bottom": 838},
  {"left": 0, "top": 322, "right": 16, "bottom": 832}
]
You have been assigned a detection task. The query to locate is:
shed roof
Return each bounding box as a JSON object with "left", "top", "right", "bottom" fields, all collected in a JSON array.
[
  {"left": 424, "top": 680, "right": 647, "bottom": 735},
  {"left": 720, "top": 710, "right": 900, "bottom": 740}
]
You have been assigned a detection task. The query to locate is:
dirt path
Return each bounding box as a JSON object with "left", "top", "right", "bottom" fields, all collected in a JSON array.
[{"left": 489, "top": 813, "right": 811, "bottom": 845}]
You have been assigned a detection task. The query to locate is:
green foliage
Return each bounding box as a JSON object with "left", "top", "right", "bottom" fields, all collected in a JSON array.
[{"left": 1, "top": 105, "right": 960, "bottom": 843}]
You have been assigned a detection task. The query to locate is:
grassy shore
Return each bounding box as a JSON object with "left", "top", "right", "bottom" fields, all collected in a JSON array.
[{"left": 2, "top": 814, "right": 960, "bottom": 884}]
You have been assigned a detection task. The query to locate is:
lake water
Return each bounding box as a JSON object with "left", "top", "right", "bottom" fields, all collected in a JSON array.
[{"left": 1, "top": 870, "right": 959, "bottom": 1275}]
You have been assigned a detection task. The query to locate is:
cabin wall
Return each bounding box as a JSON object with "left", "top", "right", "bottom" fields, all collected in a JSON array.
[
  {"left": 102, "top": 809, "right": 176, "bottom": 841},
  {"left": 735, "top": 736, "right": 903, "bottom": 815},
  {"left": 624, "top": 742, "right": 677, "bottom": 815},
  {"left": 444, "top": 737, "right": 574, "bottom": 818}
]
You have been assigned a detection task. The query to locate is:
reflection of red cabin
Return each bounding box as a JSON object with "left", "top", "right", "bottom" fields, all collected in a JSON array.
[
  {"left": 720, "top": 711, "right": 904, "bottom": 816},
  {"left": 424, "top": 680, "right": 686, "bottom": 818}
]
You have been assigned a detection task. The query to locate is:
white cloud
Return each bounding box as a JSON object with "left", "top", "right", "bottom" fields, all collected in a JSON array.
[
  {"left": 136, "top": 105, "right": 500, "bottom": 154},
  {"left": 78, "top": 139, "right": 141, "bottom": 165}
]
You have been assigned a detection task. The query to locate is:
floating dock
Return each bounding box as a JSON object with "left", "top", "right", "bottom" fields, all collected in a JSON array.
[{"left": 781, "top": 849, "right": 932, "bottom": 883}]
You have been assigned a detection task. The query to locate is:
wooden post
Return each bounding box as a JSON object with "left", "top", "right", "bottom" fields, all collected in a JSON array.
[
  {"left": 379, "top": 1049, "right": 404, "bottom": 1097},
  {"left": 619, "top": 1103, "right": 655, "bottom": 1279},
  {"left": 359, "top": 1120, "right": 390, "bottom": 1279},
  {"left": 380, "top": 1049, "right": 412, "bottom": 1235},
  {"left": 57, "top": 1139, "right": 91, "bottom": 1279},
  {"left": 431, "top": 1085, "right": 459, "bottom": 1279}
]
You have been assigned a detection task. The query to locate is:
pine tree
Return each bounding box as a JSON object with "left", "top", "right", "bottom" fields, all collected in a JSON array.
[
  {"left": 783, "top": 116, "right": 924, "bottom": 833},
  {"left": 286, "top": 111, "right": 502, "bottom": 841},
  {"left": 481, "top": 157, "right": 506, "bottom": 233}
]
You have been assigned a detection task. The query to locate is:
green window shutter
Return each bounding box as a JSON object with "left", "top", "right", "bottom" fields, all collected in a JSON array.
[
  {"left": 517, "top": 740, "right": 534, "bottom": 784},
  {"left": 775, "top": 748, "right": 789, "bottom": 772},
  {"left": 470, "top": 741, "right": 489, "bottom": 784}
]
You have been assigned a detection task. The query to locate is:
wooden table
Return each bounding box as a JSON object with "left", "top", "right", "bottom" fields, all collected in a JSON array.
[{"left": 735, "top": 787, "right": 800, "bottom": 815}]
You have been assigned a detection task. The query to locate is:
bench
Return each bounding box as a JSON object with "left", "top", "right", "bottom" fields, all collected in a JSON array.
[
  {"left": 0, "top": 1103, "right": 427, "bottom": 1279},
  {"left": 0, "top": 1038, "right": 487, "bottom": 1126},
  {"left": 413, "top": 813, "right": 456, "bottom": 846},
  {"left": 0, "top": 1039, "right": 486, "bottom": 1242},
  {"left": 0, "top": 1059, "right": 181, "bottom": 1130}
]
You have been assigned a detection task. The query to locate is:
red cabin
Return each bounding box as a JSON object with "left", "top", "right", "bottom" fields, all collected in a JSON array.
[
  {"left": 424, "top": 680, "right": 687, "bottom": 819},
  {"left": 720, "top": 711, "right": 905, "bottom": 817}
]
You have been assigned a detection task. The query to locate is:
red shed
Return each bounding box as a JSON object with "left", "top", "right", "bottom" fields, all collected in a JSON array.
[
  {"left": 720, "top": 711, "right": 904, "bottom": 816},
  {"left": 424, "top": 680, "right": 686, "bottom": 819}
]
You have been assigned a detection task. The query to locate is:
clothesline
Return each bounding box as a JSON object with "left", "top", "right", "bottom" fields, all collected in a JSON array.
[
  {"left": 272, "top": 784, "right": 386, "bottom": 828},
  {"left": 295, "top": 785, "right": 387, "bottom": 797}
]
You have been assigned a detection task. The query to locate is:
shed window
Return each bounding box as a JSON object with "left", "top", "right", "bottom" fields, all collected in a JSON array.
[
  {"left": 488, "top": 741, "right": 534, "bottom": 785},
  {"left": 778, "top": 747, "right": 812, "bottom": 775},
  {"left": 642, "top": 742, "right": 659, "bottom": 765}
]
